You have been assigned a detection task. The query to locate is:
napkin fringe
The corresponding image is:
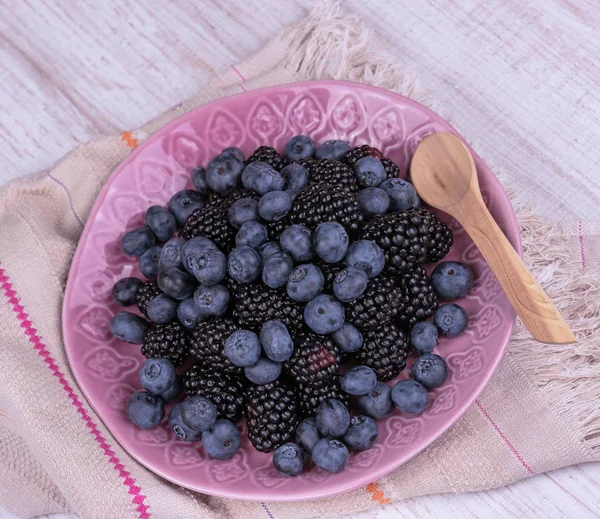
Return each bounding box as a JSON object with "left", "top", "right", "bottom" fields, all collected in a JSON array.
[
  {"left": 503, "top": 186, "right": 600, "bottom": 457},
  {"left": 280, "top": 2, "right": 600, "bottom": 457}
]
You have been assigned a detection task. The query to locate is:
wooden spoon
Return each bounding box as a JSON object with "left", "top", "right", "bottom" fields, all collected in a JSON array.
[{"left": 411, "top": 132, "right": 575, "bottom": 344}]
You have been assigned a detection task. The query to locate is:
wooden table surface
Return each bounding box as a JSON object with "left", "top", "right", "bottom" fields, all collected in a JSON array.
[{"left": 1, "top": 1, "right": 599, "bottom": 518}]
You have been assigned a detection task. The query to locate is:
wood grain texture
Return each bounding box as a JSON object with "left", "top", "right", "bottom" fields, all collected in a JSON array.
[
  {"left": 0, "top": 1, "right": 599, "bottom": 518},
  {"left": 412, "top": 132, "right": 575, "bottom": 344}
]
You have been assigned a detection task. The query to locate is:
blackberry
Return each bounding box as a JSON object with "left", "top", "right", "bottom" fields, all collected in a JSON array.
[
  {"left": 135, "top": 279, "right": 161, "bottom": 316},
  {"left": 220, "top": 188, "right": 261, "bottom": 209},
  {"left": 296, "top": 158, "right": 358, "bottom": 193},
  {"left": 420, "top": 208, "right": 453, "bottom": 262},
  {"left": 180, "top": 203, "right": 233, "bottom": 251},
  {"left": 232, "top": 284, "right": 302, "bottom": 333},
  {"left": 360, "top": 209, "right": 431, "bottom": 275},
  {"left": 346, "top": 275, "right": 403, "bottom": 331},
  {"left": 266, "top": 218, "right": 289, "bottom": 241},
  {"left": 141, "top": 322, "right": 189, "bottom": 367},
  {"left": 245, "top": 146, "right": 287, "bottom": 171},
  {"left": 297, "top": 376, "right": 350, "bottom": 417},
  {"left": 189, "top": 318, "right": 241, "bottom": 375},
  {"left": 288, "top": 183, "right": 363, "bottom": 232},
  {"left": 343, "top": 145, "right": 400, "bottom": 179},
  {"left": 245, "top": 381, "right": 299, "bottom": 452},
  {"left": 285, "top": 328, "right": 342, "bottom": 385},
  {"left": 397, "top": 266, "right": 437, "bottom": 326},
  {"left": 183, "top": 364, "right": 244, "bottom": 420},
  {"left": 315, "top": 260, "right": 343, "bottom": 292},
  {"left": 357, "top": 323, "right": 409, "bottom": 381}
]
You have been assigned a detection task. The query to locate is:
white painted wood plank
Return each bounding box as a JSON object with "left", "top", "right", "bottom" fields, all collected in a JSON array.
[{"left": 0, "top": 1, "right": 599, "bottom": 518}]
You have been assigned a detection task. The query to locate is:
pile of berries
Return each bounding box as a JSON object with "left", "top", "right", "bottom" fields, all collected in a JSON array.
[{"left": 110, "top": 137, "right": 474, "bottom": 475}]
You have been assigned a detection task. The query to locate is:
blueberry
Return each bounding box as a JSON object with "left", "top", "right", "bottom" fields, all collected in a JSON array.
[
  {"left": 260, "top": 320, "right": 294, "bottom": 362},
  {"left": 262, "top": 251, "right": 293, "bottom": 289},
  {"left": 280, "top": 224, "right": 314, "bottom": 262},
  {"left": 145, "top": 205, "right": 176, "bottom": 242},
  {"left": 224, "top": 330, "right": 262, "bottom": 367},
  {"left": 185, "top": 248, "right": 226, "bottom": 286},
  {"left": 380, "top": 178, "right": 420, "bottom": 211},
  {"left": 221, "top": 146, "right": 244, "bottom": 162},
  {"left": 127, "top": 391, "right": 164, "bottom": 429},
  {"left": 258, "top": 191, "right": 292, "bottom": 222},
  {"left": 110, "top": 312, "right": 149, "bottom": 344},
  {"left": 332, "top": 322, "right": 363, "bottom": 353},
  {"left": 316, "top": 140, "right": 350, "bottom": 160},
  {"left": 159, "top": 376, "right": 182, "bottom": 403},
  {"left": 202, "top": 419, "right": 241, "bottom": 460},
  {"left": 316, "top": 399, "right": 350, "bottom": 438},
  {"left": 342, "top": 415, "right": 379, "bottom": 451},
  {"left": 244, "top": 357, "right": 282, "bottom": 385},
  {"left": 191, "top": 166, "right": 209, "bottom": 194},
  {"left": 341, "top": 365, "right": 377, "bottom": 396},
  {"left": 434, "top": 303, "right": 469, "bottom": 337},
  {"left": 354, "top": 156, "right": 386, "bottom": 188},
  {"left": 177, "top": 297, "right": 206, "bottom": 329},
  {"left": 312, "top": 438, "right": 349, "bottom": 473},
  {"left": 139, "top": 245, "right": 162, "bottom": 278},
  {"left": 122, "top": 226, "right": 155, "bottom": 256},
  {"left": 357, "top": 187, "right": 390, "bottom": 219},
  {"left": 168, "top": 402, "right": 202, "bottom": 442},
  {"left": 357, "top": 381, "right": 394, "bottom": 419},
  {"left": 182, "top": 236, "right": 218, "bottom": 274},
  {"left": 280, "top": 163, "right": 309, "bottom": 193},
  {"left": 139, "top": 357, "right": 177, "bottom": 395},
  {"left": 411, "top": 354, "right": 448, "bottom": 389},
  {"left": 193, "top": 284, "right": 229, "bottom": 317},
  {"left": 146, "top": 293, "right": 179, "bottom": 324},
  {"left": 168, "top": 190, "right": 206, "bottom": 226},
  {"left": 313, "top": 221, "right": 349, "bottom": 263},
  {"left": 227, "top": 246, "right": 262, "bottom": 283},
  {"left": 181, "top": 395, "right": 217, "bottom": 432},
  {"left": 410, "top": 321, "right": 438, "bottom": 355},
  {"left": 296, "top": 417, "right": 320, "bottom": 454},
  {"left": 112, "top": 277, "right": 143, "bottom": 306},
  {"left": 332, "top": 267, "right": 368, "bottom": 302},
  {"left": 431, "top": 261, "right": 474, "bottom": 300},
  {"left": 344, "top": 240, "right": 384, "bottom": 278},
  {"left": 391, "top": 379, "right": 430, "bottom": 414},
  {"left": 283, "top": 135, "right": 316, "bottom": 162},
  {"left": 304, "top": 294, "right": 344, "bottom": 334},
  {"left": 286, "top": 264, "right": 324, "bottom": 302},
  {"left": 206, "top": 153, "right": 243, "bottom": 194},
  {"left": 228, "top": 198, "right": 259, "bottom": 229},
  {"left": 242, "top": 162, "right": 285, "bottom": 194},
  {"left": 257, "top": 241, "right": 282, "bottom": 261},
  {"left": 160, "top": 237, "right": 186, "bottom": 271},
  {"left": 235, "top": 221, "right": 268, "bottom": 249},
  {"left": 273, "top": 442, "right": 307, "bottom": 477},
  {"left": 157, "top": 267, "right": 196, "bottom": 300}
]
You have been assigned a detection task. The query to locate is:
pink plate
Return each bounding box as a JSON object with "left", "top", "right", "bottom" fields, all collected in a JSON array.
[{"left": 63, "top": 80, "right": 519, "bottom": 502}]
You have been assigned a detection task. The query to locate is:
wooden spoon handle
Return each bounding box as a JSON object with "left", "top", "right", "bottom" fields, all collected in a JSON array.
[{"left": 452, "top": 190, "right": 576, "bottom": 344}]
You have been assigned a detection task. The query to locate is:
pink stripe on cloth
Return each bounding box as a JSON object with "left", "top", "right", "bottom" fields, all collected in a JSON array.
[
  {"left": 230, "top": 64, "right": 248, "bottom": 92},
  {"left": 47, "top": 172, "right": 85, "bottom": 229},
  {"left": 475, "top": 400, "right": 535, "bottom": 475},
  {"left": 0, "top": 265, "right": 151, "bottom": 519},
  {"left": 578, "top": 220, "right": 586, "bottom": 268}
]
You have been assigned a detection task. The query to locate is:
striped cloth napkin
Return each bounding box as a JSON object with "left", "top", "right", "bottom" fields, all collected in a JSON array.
[{"left": 1, "top": 4, "right": 598, "bottom": 519}]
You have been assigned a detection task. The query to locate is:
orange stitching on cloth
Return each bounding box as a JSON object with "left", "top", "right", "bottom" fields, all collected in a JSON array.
[
  {"left": 366, "top": 482, "right": 391, "bottom": 504},
  {"left": 121, "top": 131, "right": 138, "bottom": 149}
]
